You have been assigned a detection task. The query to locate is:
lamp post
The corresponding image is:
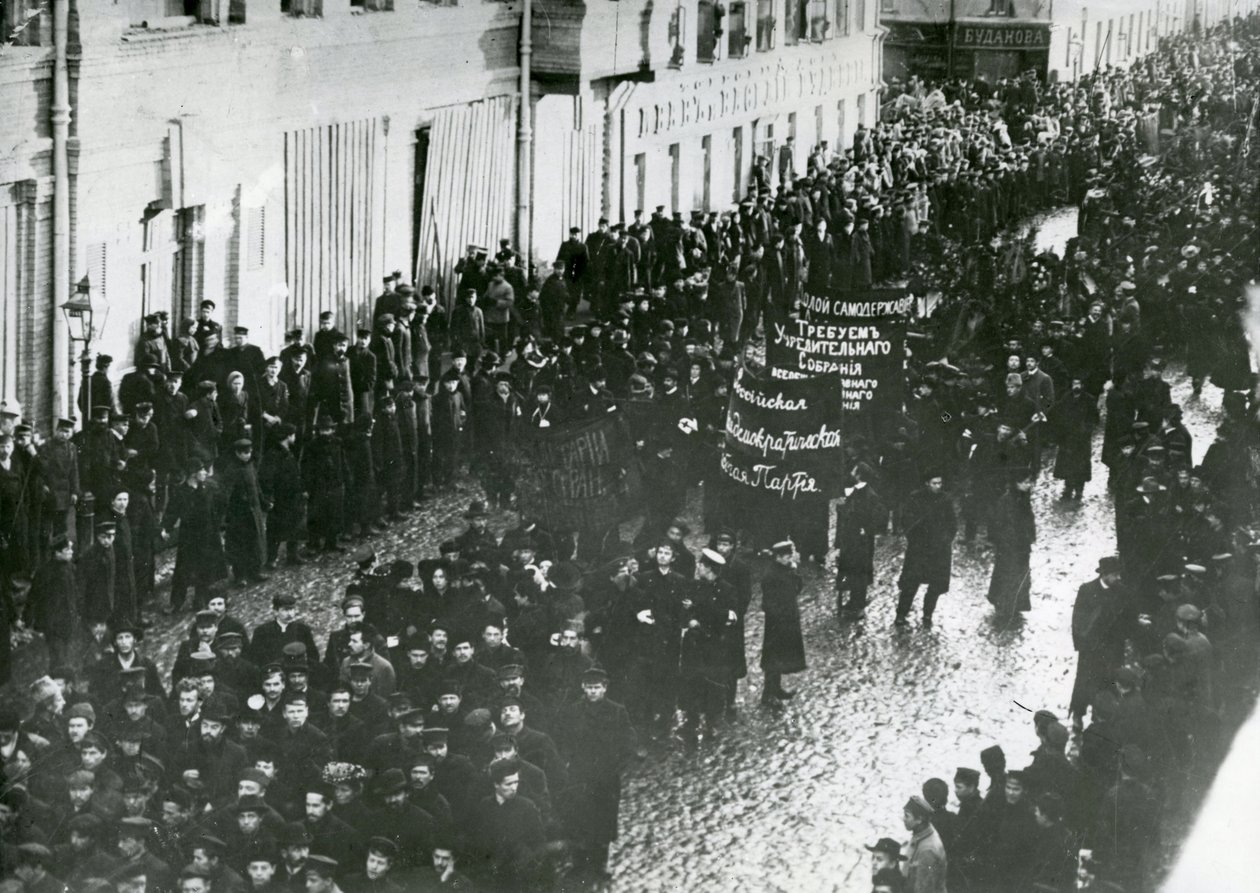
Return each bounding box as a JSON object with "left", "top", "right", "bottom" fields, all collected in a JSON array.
[{"left": 61, "top": 275, "right": 103, "bottom": 428}]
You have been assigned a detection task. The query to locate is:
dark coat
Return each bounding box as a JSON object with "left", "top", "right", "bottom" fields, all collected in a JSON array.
[
  {"left": 311, "top": 353, "right": 355, "bottom": 424},
  {"left": 555, "top": 695, "right": 635, "bottom": 845},
  {"left": 161, "top": 481, "right": 228, "bottom": 588},
  {"left": 760, "top": 561, "right": 806, "bottom": 674},
  {"left": 27, "top": 556, "right": 79, "bottom": 642},
  {"left": 986, "top": 489, "right": 1035, "bottom": 616},
  {"left": 258, "top": 443, "right": 304, "bottom": 543},
  {"left": 834, "top": 485, "right": 885, "bottom": 579},
  {"left": 216, "top": 453, "right": 266, "bottom": 571},
  {"left": 79, "top": 542, "right": 117, "bottom": 624},
  {"left": 898, "top": 487, "right": 957, "bottom": 591},
  {"left": 1052, "top": 389, "right": 1098, "bottom": 482}
]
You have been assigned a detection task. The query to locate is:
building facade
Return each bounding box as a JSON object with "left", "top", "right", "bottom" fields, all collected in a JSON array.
[
  {"left": 880, "top": 0, "right": 1257, "bottom": 85},
  {"left": 521, "top": 0, "right": 885, "bottom": 265},
  {"left": 0, "top": 0, "right": 883, "bottom": 425}
]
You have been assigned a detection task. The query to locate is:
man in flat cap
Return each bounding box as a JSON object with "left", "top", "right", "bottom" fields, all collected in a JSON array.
[
  {"left": 901, "top": 793, "right": 947, "bottom": 893},
  {"left": 760, "top": 540, "right": 806, "bottom": 706},
  {"left": 15, "top": 842, "right": 65, "bottom": 893},
  {"left": 554, "top": 667, "right": 636, "bottom": 880},
  {"left": 112, "top": 816, "right": 174, "bottom": 892},
  {"left": 218, "top": 437, "right": 268, "bottom": 588}
]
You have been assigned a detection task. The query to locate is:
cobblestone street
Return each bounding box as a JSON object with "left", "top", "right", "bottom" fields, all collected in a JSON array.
[
  {"left": 79, "top": 205, "right": 1234, "bottom": 893},
  {"left": 94, "top": 369, "right": 1222, "bottom": 893},
  {"left": 608, "top": 372, "right": 1222, "bottom": 892}
]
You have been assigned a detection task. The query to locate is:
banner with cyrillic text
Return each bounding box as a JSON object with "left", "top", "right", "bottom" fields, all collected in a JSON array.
[
  {"left": 718, "top": 364, "right": 842, "bottom": 547},
  {"left": 765, "top": 288, "right": 911, "bottom": 427},
  {"left": 514, "top": 413, "right": 643, "bottom": 531}
]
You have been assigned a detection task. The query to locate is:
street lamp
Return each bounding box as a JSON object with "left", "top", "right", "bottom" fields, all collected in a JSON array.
[{"left": 61, "top": 275, "right": 107, "bottom": 426}]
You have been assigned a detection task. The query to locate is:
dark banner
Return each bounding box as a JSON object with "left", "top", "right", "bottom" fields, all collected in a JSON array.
[
  {"left": 717, "top": 365, "right": 842, "bottom": 550},
  {"left": 765, "top": 288, "right": 911, "bottom": 428},
  {"left": 513, "top": 413, "right": 643, "bottom": 531}
]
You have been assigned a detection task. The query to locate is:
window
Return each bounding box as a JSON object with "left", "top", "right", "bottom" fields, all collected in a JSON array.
[
  {"left": 785, "top": 0, "right": 803, "bottom": 45},
  {"left": 880, "top": 0, "right": 893, "bottom": 11},
  {"left": 669, "top": 144, "right": 681, "bottom": 215},
  {"left": 835, "top": 0, "right": 849, "bottom": 37},
  {"left": 3, "top": 0, "right": 47, "bottom": 44},
  {"left": 246, "top": 207, "right": 266, "bottom": 272},
  {"left": 701, "top": 135, "right": 712, "bottom": 210},
  {"left": 728, "top": 2, "right": 750, "bottom": 57},
  {"left": 855, "top": 0, "right": 864, "bottom": 32},
  {"left": 290, "top": 0, "right": 323, "bottom": 16},
  {"left": 733, "top": 127, "right": 744, "bottom": 201},
  {"left": 836, "top": 98, "right": 846, "bottom": 148},
  {"left": 697, "top": 0, "right": 718, "bottom": 62},
  {"left": 1128, "top": 14, "right": 1135, "bottom": 56},
  {"left": 856, "top": 93, "right": 865, "bottom": 129},
  {"left": 668, "top": 4, "right": 687, "bottom": 67},
  {"left": 987, "top": 0, "right": 1013, "bottom": 16},
  {"left": 807, "top": 0, "right": 827, "bottom": 40},
  {"left": 756, "top": 0, "right": 775, "bottom": 51}
]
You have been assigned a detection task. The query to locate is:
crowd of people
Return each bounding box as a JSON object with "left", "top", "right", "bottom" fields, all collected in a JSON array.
[{"left": 0, "top": 10, "right": 1258, "bottom": 893}]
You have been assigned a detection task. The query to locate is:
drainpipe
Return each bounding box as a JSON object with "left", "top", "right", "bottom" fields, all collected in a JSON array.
[
  {"left": 52, "top": 0, "right": 71, "bottom": 417},
  {"left": 517, "top": 0, "right": 533, "bottom": 272}
]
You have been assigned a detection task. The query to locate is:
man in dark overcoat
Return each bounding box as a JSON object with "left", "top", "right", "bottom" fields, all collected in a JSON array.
[
  {"left": 895, "top": 472, "right": 957, "bottom": 628},
  {"left": 760, "top": 539, "right": 805, "bottom": 705},
  {"left": 626, "top": 539, "right": 687, "bottom": 734},
  {"left": 834, "top": 463, "right": 886, "bottom": 620},
  {"left": 678, "top": 548, "right": 738, "bottom": 745},
  {"left": 216, "top": 439, "right": 268, "bottom": 586},
  {"left": 554, "top": 667, "right": 636, "bottom": 880},
  {"left": 259, "top": 423, "right": 304, "bottom": 568},
  {"left": 302, "top": 416, "right": 348, "bottom": 554},
  {"left": 1051, "top": 377, "right": 1099, "bottom": 500},
  {"left": 161, "top": 460, "right": 227, "bottom": 612},
  {"left": 27, "top": 534, "right": 79, "bottom": 669},
  {"left": 1069, "top": 556, "right": 1127, "bottom": 728}
]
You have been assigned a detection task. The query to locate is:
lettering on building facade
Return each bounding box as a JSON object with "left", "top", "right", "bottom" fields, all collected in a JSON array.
[
  {"left": 955, "top": 25, "right": 1049, "bottom": 49},
  {"left": 636, "top": 51, "right": 869, "bottom": 139}
]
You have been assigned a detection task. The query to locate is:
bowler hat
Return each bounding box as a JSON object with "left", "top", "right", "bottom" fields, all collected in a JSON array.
[{"left": 866, "top": 837, "right": 906, "bottom": 859}]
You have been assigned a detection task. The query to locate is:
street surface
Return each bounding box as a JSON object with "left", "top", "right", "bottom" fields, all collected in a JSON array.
[{"left": 116, "top": 208, "right": 1229, "bottom": 892}]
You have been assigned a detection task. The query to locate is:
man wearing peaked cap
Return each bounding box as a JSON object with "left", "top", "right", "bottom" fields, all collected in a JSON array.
[
  {"left": 550, "top": 660, "right": 635, "bottom": 880},
  {"left": 678, "top": 544, "right": 737, "bottom": 746},
  {"left": 901, "top": 793, "right": 947, "bottom": 893}
]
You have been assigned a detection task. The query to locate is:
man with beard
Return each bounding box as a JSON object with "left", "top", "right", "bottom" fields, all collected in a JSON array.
[
  {"left": 169, "top": 695, "right": 247, "bottom": 805},
  {"left": 894, "top": 473, "right": 957, "bottom": 629},
  {"left": 302, "top": 781, "right": 360, "bottom": 870},
  {"left": 373, "top": 767, "right": 438, "bottom": 870}
]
